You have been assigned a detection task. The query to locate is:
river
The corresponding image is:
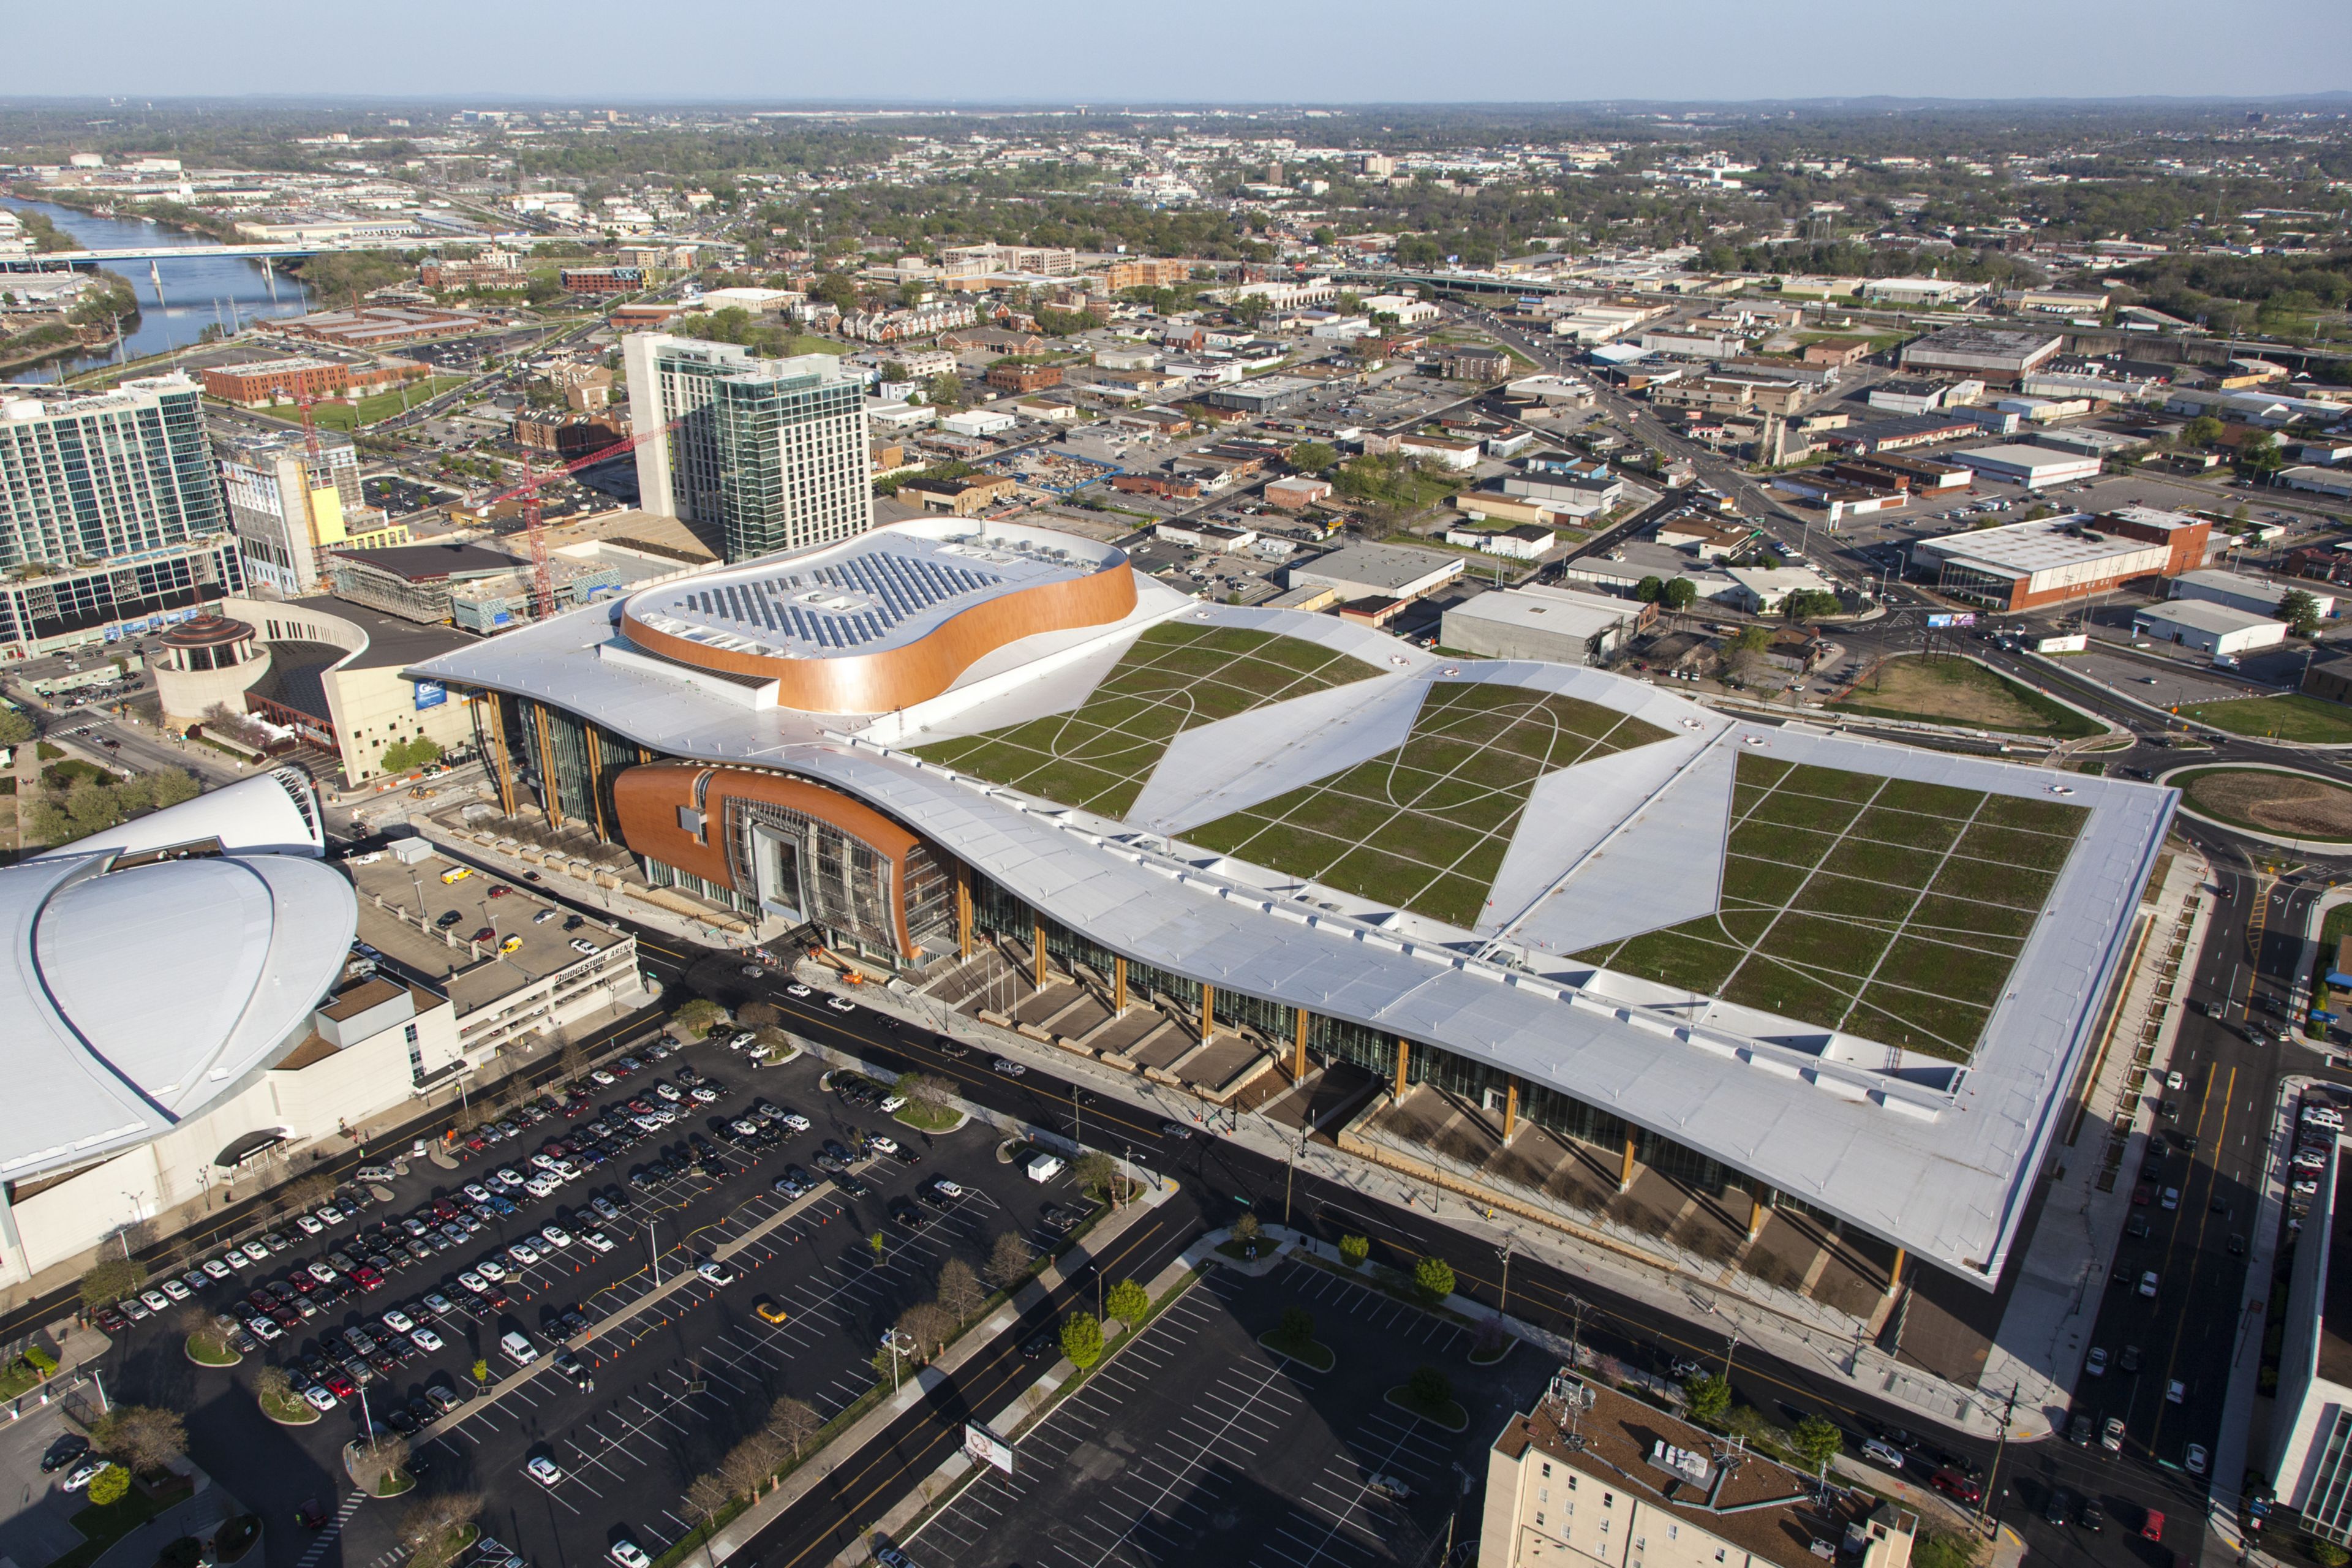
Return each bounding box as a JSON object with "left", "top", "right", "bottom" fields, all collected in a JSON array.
[{"left": 3, "top": 195, "right": 315, "bottom": 382}]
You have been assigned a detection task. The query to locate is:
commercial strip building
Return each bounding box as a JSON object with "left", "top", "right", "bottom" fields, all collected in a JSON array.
[
  {"left": 273, "top": 304, "right": 496, "bottom": 349},
  {"left": 622, "top": 333, "right": 873, "bottom": 562},
  {"left": 1284, "top": 541, "right": 1465, "bottom": 603},
  {"left": 402, "top": 518, "right": 2176, "bottom": 1321},
  {"left": 1479, "top": 1371, "right": 1917, "bottom": 1568},
  {"left": 2171, "top": 568, "right": 2336, "bottom": 623},
  {"left": 2130, "top": 599, "right": 2289, "bottom": 658},
  {"left": 1909, "top": 507, "right": 2211, "bottom": 612},
  {"left": 1943, "top": 445, "right": 2105, "bottom": 490},
  {"left": 1898, "top": 325, "right": 2065, "bottom": 385},
  {"left": 0, "top": 771, "right": 649, "bottom": 1291},
  {"left": 1441, "top": 584, "right": 1653, "bottom": 663}
]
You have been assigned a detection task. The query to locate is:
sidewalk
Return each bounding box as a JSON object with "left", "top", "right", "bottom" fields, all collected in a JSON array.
[
  {"left": 807, "top": 955, "right": 2119, "bottom": 1442},
  {"left": 2203, "top": 1071, "right": 2310, "bottom": 1568},
  {"left": 1973, "top": 846, "right": 2212, "bottom": 1436},
  {"left": 683, "top": 1172, "right": 1181, "bottom": 1568}
]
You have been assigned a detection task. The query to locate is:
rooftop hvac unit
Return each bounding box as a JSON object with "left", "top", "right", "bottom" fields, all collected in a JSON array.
[{"left": 1651, "top": 1442, "right": 1713, "bottom": 1489}]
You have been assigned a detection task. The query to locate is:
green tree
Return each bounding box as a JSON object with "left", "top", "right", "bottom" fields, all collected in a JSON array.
[
  {"left": 1684, "top": 1373, "right": 1733, "bottom": 1425},
  {"left": 85, "top": 1464, "right": 129, "bottom": 1507},
  {"left": 2181, "top": 415, "right": 2225, "bottom": 448},
  {"left": 2281, "top": 588, "right": 2324, "bottom": 636},
  {"left": 1407, "top": 1364, "right": 1453, "bottom": 1409},
  {"left": 1635, "top": 575, "right": 1664, "bottom": 604},
  {"left": 880, "top": 360, "right": 908, "bottom": 383},
  {"left": 1662, "top": 578, "right": 1698, "bottom": 611},
  {"left": 1072, "top": 1150, "right": 1124, "bottom": 1207},
  {"left": 79, "top": 1257, "right": 144, "bottom": 1311},
  {"left": 1339, "top": 1234, "right": 1370, "bottom": 1268},
  {"left": 469, "top": 1358, "right": 489, "bottom": 1385},
  {"left": 925, "top": 372, "right": 965, "bottom": 410},
  {"left": 809, "top": 273, "right": 859, "bottom": 312},
  {"left": 2310, "top": 1540, "right": 2350, "bottom": 1568},
  {"left": 1412, "top": 1255, "right": 1457, "bottom": 1304},
  {"left": 0, "top": 706, "right": 35, "bottom": 746},
  {"left": 1059, "top": 1311, "right": 1104, "bottom": 1370},
  {"left": 1792, "top": 1415, "right": 1844, "bottom": 1476},
  {"left": 1782, "top": 589, "right": 1843, "bottom": 622},
  {"left": 1274, "top": 1305, "right": 1315, "bottom": 1350},
  {"left": 1287, "top": 441, "right": 1338, "bottom": 475},
  {"left": 1104, "top": 1277, "right": 1148, "bottom": 1325}
]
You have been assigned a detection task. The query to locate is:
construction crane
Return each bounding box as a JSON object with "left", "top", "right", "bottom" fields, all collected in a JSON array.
[{"left": 461, "top": 417, "right": 682, "bottom": 623}]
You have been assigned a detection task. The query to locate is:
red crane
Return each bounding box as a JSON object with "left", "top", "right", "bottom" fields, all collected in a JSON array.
[{"left": 462, "top": 418, "right": 683, "bottom": 622}]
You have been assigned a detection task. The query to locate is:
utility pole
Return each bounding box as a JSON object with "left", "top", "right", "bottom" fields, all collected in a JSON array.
[{"left": 1976, "top": 1385, "right": 2019, "bottom": 1539}]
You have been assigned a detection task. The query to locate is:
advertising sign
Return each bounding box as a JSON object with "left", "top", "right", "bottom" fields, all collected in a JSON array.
[
  {"left": 963, "top": 1423, "right": 1014, "bottom": 1476},
  {"left": 413, "top": 680, "right": 448, "bottom": 712}
]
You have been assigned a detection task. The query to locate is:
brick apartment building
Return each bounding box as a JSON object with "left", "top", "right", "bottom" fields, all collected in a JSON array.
[{"left": 986, "top": 363, "right": 1063, "bottom": 393}]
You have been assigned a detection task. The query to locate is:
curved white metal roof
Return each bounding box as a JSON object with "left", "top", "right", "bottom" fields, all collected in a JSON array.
[{"left": 0, "top": 777, "right": 354, "bottom": 1182}]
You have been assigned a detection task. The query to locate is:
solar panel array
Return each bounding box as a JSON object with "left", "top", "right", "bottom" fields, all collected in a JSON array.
[{"left": 671, "top": 546, "right": 1008, "bottom": 651}]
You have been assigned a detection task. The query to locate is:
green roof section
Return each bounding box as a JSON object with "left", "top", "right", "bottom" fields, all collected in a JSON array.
[
  {"left": 1574, "top": 753, "right": 2088, "bottom": 1062},
  {"left": 1186, "top": 681, "right": 1672, "bottom": 929},
  {"left": 911, "top": 621, "right": 1380, "bottom": 820}
]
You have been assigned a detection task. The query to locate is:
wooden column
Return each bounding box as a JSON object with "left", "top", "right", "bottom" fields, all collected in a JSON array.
[
  {"left": 1502, "top": 1078, "right": 1518, "bottom": 1142},
  {"left": 1200, "top": 984, "right": 1216, "bottom": 1039},
  {"left": 483, "top": 695, "right": 518, "bottom": 816},
  {"left": 1747, "top": 1190, "right": 1768, "bottom": 1243},
  {"left": 1887, "top": 1247, "right": 1906, "bottom": 1296},
  {"left": 1618, "top": 1131, "right": 1638, "bottom": 1193},
  {"left": 954, "top": 867, "right": 973, "bottom": 962},
  {"left": 586, "top": 728, "right": 610, "bottom": 842},
  {"left": 532, "top": 704, "right": 562, "bottom": 827},
  {"left": 1293, "top": 1007, "right": 1309, "bottom": 1081},
  {"left": 1031, "top": 921, "right": 1048, "bottom": 989},
  {"left": 1113, "top": 957, "right": 1127, "bottom": 1012},
  {"left": 1393, "top": 1037, "right": 1410, "bottom": 1097}
]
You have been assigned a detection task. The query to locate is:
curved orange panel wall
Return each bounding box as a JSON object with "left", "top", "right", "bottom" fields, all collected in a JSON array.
[
  {"left": 619, "top": 563, "right": 1139, "bottom": 714},
  {"left": 610, "top": 762, "right": 924, "bottom": 953}
]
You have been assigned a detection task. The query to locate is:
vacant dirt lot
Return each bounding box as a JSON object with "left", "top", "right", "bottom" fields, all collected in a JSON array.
[
  {"left": 2180, "top": 768, "right": 2352, "bottom": 840},
  {"left": 1832, "top": 655, "right": 2094, "bottom": 737}
]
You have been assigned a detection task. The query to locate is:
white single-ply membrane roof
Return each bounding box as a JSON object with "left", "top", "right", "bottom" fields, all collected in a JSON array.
[
  {"left": 0, "top": 834, "right": 356, "bottom": 1181},
  {"left": 625, "top": 518, "right": 1126, "bottom": 663},
  {"left": 404, "top": 537, "right": 2175, "bottom": 1285}
]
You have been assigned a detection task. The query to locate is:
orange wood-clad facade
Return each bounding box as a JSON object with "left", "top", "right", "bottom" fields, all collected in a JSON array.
[
  {"left": 609, "top": 763, "right": 925, "bottom": 952},
  {"left": 619, "top": 563, "right": 1139, "bottom": 715}
]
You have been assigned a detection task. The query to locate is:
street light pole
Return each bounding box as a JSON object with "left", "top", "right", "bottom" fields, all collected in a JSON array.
[
  {"left": 1495, "top": 1243, "right": 1514, "bottom": 1319},
  {"left": 1975, "top": 1385, "right": 2019, "bottom": 1539},
  {"left": 644, "top": 1219, "right": 660, "bottom": 1286}
]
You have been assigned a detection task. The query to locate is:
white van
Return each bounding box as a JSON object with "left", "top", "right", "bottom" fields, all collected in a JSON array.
[
  {"left": 500, "top": 1329, "right": 540, "bottom": 1366},
  {"left": 1025, "top": 1152, "right": 1065, "bottom": 1184}
]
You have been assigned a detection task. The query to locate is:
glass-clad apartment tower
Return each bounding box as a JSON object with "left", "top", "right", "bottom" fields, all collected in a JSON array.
[{"left": 622, "top": 334, "right": 872, "bottom": 562}]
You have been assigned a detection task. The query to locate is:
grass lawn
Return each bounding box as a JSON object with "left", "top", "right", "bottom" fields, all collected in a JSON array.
[
  {"left": 894, "top": 1100, "right": 961, "bottom": 1133},
  {"left": 1190, "top": 682, "right": 1670, "bottom": 927},
  {"left": 1830, "top": 655, "right": 2101, "bottom": 739},
  {"left": 914, "top": 622, "right": 1378, "bottom": 819},
  {"left": 51, "top": 1477, "right": 191, "bottom": 1568},
  {"left": 783, "top": 335, "right": 847, "bottom": 356},
  {"left": 1256, "top": 1332, "right": 1335, "bottom": 1371},
  {"left": 2177, "top": 693, "right": 2352, "bottom": 745},
  {"left": 2173, "top": 766, "right": 2352, "bottom": 845},
  {"left": 1575, "top": 753, "right": 2082, "bottom": 1061},
  {"left": 311, "top": 375, "right": 473, "bottom": 430}
]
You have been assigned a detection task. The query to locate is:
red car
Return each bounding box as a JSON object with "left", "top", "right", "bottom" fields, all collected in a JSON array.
[
  {"left": 94, "top": 1305, "right": 127, "bottom": 1332},
  {"left": 483, "top": 1286, "right": 511, "bottom": 1309},
  {"left": 470, "top": 927, "right": 496, "bottom": 944},
  {"left": 488, "top": 886, "right": 511, "bottom": 899},
  {"left": 352, "top": 1265, "right": 384, "bottom": 1292},
  {"left": 1929, "top": 1469, "right": 1981, "bottom": 1506},
  {"left": 2141, "top": 1510, "right": 2165, "bottom": 1544},
  {"left": 270, "top": 1306, "right": 300, "bottom": 1330},
  {"left": 325, "top": 1373, "right": 357, "bottom": 1400}
]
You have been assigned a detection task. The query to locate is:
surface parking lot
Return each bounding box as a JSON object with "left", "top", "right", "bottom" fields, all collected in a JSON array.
[
  {"left": 91, "top": 1025, "right": 1102, "bottom": 1568},
  {"left": 911, "top": 1258, "right": 1550, "bottom": 1568}
]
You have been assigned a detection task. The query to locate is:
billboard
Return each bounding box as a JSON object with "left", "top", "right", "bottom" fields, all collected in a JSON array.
[
  {"left": 1924, "top": 612, "right": 1979, "bottom": 630},
  {"left": 413, "top": 680, "right": 448, "bottom": 712},
  {"left": 963, "top": 1423, "right": 1014, "bottom": 1476}
]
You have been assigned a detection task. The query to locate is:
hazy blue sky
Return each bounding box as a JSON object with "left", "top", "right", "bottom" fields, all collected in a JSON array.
[{"left": 14, "top": 0, "right": 2351, "bottom": 104}]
